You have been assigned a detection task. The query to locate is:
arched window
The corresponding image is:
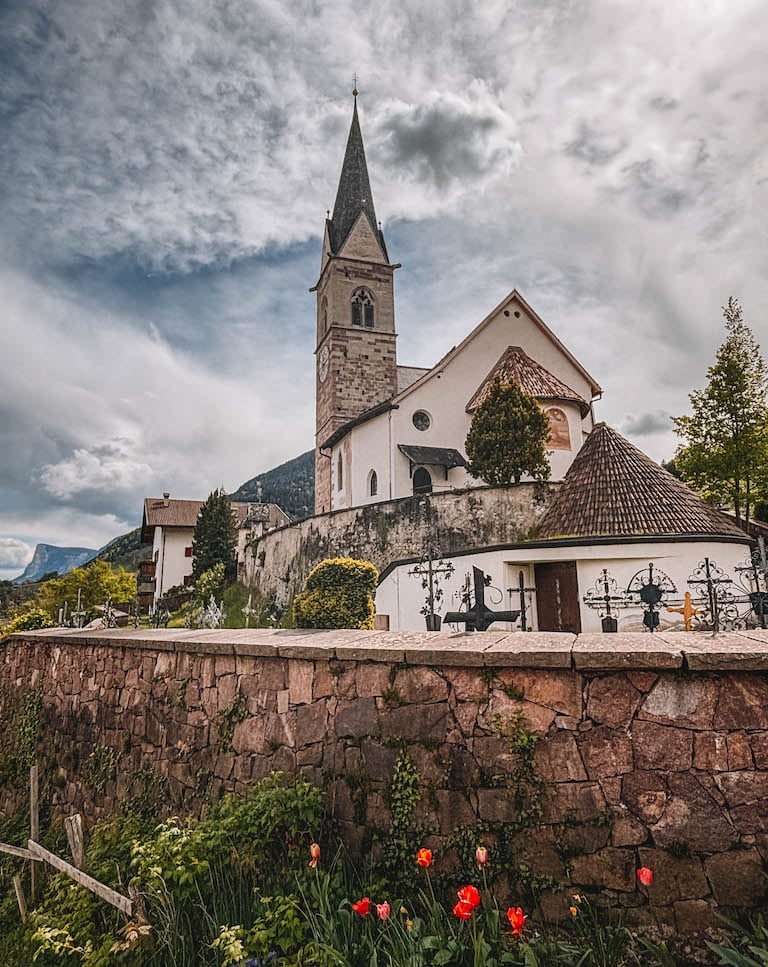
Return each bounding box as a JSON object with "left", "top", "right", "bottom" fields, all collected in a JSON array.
[
  {"left": 413, "top": 467, "right": 432, "bottom": 495},
  {"left": 351, "top": 288, "right": 374, "bottom": 328},
  {"left": 321, "top": 296, "right": 329, "bottom": 333},
  {"left": 546, "top": 407, "right": 571, "bottom": 450},
  {"left": 337, "top": 453, "right": 343, "bottom": 491},
  {"left": 369, "top": 470, "right": 378, "bottom": 497}
]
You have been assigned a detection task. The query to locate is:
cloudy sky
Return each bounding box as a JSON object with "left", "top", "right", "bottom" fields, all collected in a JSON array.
[{"left": 1, "top": 0, "right": 766, "bottom": 578}]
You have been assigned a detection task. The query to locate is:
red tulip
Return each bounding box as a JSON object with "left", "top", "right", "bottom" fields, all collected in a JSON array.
[
  {"left": 351, "top": 897, "right": 370, "bottom": 916},
  {"left": 453, "top": 899, "right": 475, "bottom": 920},
  {"left": 376, "top": 901, "right": 390, "bottom": 921},
  {"left": 475, "top": 846, "right": 489, "bottom": 869},
  {"left": 416, "top": 848, "right": 432, "bottom": 868},
  {"left": 637, "top": 867, "right": 653, "bottom": 887},
  {"left": 457, "top": 884, "right": 480, "bottom": 910},
  {"left": 507, "top": 906, "right": 527, "bottom": 936},
  {"left": 309, "top": 842, "right": 321, "bottom": 868}
]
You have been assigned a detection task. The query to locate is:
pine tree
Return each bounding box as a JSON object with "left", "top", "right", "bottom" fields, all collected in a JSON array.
[
  {"left": 465, "top": 379, "right": 551, "bottom": 486},
  {"left": 191, "top": 488, "right": 238, "bottom": 585},
  {"left": 673, "top": 298, "right": 768, "bottom": 525}
]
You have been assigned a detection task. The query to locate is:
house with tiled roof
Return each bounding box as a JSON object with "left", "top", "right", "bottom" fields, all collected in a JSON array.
[
  {"left": 140, "top": 494, "right": 289, "bottom": 605},
  {"left": 375, "top": 424, "right": 752, "bottom": 633},
  {"left": 313, "top": 95, "right": 601, "bottom": 513}
]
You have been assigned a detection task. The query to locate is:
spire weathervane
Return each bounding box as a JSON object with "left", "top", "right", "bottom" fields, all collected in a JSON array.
[{"left": 352, "top": 73, "right": 359, "bottom": 98}]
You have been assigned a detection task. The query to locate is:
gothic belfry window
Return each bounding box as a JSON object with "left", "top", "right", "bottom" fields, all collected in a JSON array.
[{"left": 351, "top": 288, "right": 374, "bottom": 328}]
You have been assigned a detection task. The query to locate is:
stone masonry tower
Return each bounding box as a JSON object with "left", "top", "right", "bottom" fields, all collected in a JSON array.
[{"left": 313, "top": 93, "right": 399, "bottom": 514}]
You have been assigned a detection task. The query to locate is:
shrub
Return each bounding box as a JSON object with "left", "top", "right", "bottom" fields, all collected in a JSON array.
[
  {"left": 1, "top": 608, "right": 54, "bottom": 635},
  {"left": 293, "top": 557, "right": 378, "bottom": 629}
]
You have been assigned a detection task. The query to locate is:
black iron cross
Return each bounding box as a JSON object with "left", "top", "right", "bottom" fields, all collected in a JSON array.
[
  {"left": 583, "top": 568, "right": 633, "bottom": 633},
  {"left": 688, "top": 557, "right": 734, "bottom": 633},
  {"left": 445, "top": 566, "right": 520, "bottom": 632},
  {"left": 507, "top": 570, "right": 536, "bottom": 631}
]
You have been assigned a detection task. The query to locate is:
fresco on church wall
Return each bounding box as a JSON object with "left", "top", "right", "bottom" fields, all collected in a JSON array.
[{"left": 546, "top": 406, "right": 571, "bottom": 450}]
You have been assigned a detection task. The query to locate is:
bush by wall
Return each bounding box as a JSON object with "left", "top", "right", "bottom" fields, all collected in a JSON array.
[{"left": 293, "top": 557, "right": 378, "bottom": 629}]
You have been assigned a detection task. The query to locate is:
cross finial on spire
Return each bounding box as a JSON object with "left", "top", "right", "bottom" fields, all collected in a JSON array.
[{"left": 352, "top": 73, "right": 359, "bottom": 98}]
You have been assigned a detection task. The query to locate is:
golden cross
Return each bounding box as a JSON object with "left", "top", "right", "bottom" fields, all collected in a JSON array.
[{"left": 666, "top": 592, "right": 706, "bottom": 631}]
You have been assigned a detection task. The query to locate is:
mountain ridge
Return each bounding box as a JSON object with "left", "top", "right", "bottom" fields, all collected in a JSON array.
[{"left": 13, "top": 544, "right": 97, "bottom": 585}]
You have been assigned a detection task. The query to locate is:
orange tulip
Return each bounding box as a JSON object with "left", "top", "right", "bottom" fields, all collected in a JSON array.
[
  {"left": 416, "top": 848, "right": 432, "bottom": 868},
  {"left": 351, "top": 897, "right": 370, "bottom": 916},
  {"left": 637, "top": 867, "right": 653, "bottom": 887},
  {"left": 457, "top": 884, "right": 480, "bottom": 910},
  {"left": 475, "top": 846, "right": 489, "bottom": 869},
  {"left": 309, "top": 842, "right": 321, "bottom": 868},
  {"left": 507, "top": 906, "right": 527, "bottom": 936},
  {"left": 453, "top": 899, "right": 475, "bottom": 920}
]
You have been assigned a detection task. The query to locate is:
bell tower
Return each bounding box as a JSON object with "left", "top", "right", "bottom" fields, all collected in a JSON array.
[{"left": 313, "top": 91, "right": 399, "bottom": 514}]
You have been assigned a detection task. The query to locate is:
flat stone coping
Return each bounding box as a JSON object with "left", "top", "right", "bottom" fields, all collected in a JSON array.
[{"left": 8, "top": 627, "right": 768, "bottom": 671}]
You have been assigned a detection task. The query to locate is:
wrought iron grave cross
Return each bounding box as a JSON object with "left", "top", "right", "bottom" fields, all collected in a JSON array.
[{"left": 444, "top": 566, "right": 520, "bottom": 632}]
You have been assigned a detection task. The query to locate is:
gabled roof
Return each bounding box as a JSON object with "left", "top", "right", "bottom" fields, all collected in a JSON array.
[
  {"left": 393, "top": 289, "right": 602, "bottom": 405},
  {"left": 328, "top": 99, "right": 387, "bottom": 257},
  {"left": 141, "top": 498, "right": 289, "bottom": 543},
  {"left": 467, "top": 346, "right": 590, "bottom": 416},
  {"left": 537, "top": 424, "right": 749, "bottom": 541}
]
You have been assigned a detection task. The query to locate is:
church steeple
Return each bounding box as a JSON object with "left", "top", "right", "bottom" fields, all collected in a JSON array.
[{"left": 327, "top": 97, "right": 387, "bottom": 258}]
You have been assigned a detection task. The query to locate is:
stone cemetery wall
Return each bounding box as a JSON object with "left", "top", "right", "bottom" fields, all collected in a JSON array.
[
  {"left": 3, "top": 626, "right": 768, "bottom": 933},
  {"left": 247, "top": 482, "right": 556, "bottom": 612}
]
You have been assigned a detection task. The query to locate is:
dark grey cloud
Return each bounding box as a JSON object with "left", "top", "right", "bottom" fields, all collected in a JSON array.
[
  {"left": 565, "top": 123, "right": 626, "bottom": 166},
  {"left": 622, "top": 411, "right": 672, "bottom": 437}
]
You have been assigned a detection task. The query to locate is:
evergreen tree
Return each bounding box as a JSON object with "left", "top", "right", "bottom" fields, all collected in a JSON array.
[
  {"left": 673, "top": 298, "right": 768, "bottom": 525},
  {"left": 465, "top": 379, "right": 551, "bottom": 486},
  {"left": 191, "top": 488, "right": 238, "bottom": 584}
]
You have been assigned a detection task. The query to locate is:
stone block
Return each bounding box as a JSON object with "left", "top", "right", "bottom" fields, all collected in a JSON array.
[
  {"left": 361, "top": 742, "right": 398, "bottom": 782},
  {"left": 393, "top": 666, "right": 449, "bottom": 704},
  {"left": 403, "top": 631, "right": 489, "bottom": 667},
  {"left": 477, "top": 788, "right": 516, "bottom": 823},
  {"left": 727, "top": 802, "right": 768, "bottom": 834},
  {"left": 637, "top": 848, "right": 709, "bottom": 903},
  {"left": 434, "top": 790, "right": 476, "bottom": 833},
  {"left": 381, "top": 703, "right": 447, "bottom": 743},
  {"left": 673, "top": 899, "right": 717, "bottom": 935},
  {"left": 483, "top": 633, "right": 574, "bottom": 668},
  {"left": 535, "top": 731, "right": 587, "bottom": 782},
  {"left": 573, "top": 635, "right": 683, "bottom": 671},
  {"left": 542, "top": 781, "right": 606, "bottom": 824},
  {"left": 714, "top": 674, "right": 768, "bottom": 729},
  {"left": 728, "top": 732, "right": 754, "bottom": 770},
  {"left": 288, "top": 660, "right": 314, "bottom": 706},
  {"left": 632, "top": 721, "right": 692, "bottom": 772},
  {"left": 296, "top": 701, "right": 328, "bottom": 743},
  {"left": 579, "top": 726, "right": 633, "bottom": 778},
  {"left": 354, "top": 663, "right": 392, "bottom": 698},
  {"left": 313, "top": 661, "right": 335, "bottom": 699},
  {"left": 496, "top": 668, "right": 582, "bottom": 717},
  {"left": 612, "top": 811, "right": 648, "bottom": 847},
  {"left": 705, "top": 849, "right": 767, "bottom": 907},
  {"left": 482, "top": 690, "right": 556, "bottom": 735},
  {"left": 683, "top": 632, "right": 768, "bottom": 671},
  {"left": 651, "top": 773, "right": 738, "bottom": 853},
  {"left": 586, "top": 675, "right": 642, "bottom": 730},
  {"left": 443, "top": 667, "right": 488, "bottom": 702},
  {"left": 637, "top": 676, "right": 718, "bottom": 729},
  {"left": 217, "top": 674, "right": 239, "bottom": 711},
  {"left": 694, "top": 732, "right": 729, "bottom": 771},
  {"left": 714, "top": 771, "right": 768, "bottom": 807},
  {"left": 570, "top": 848, "right": 636, "bottom": 891},
  {"left": 335, "top": 698, "right": 378, "bottom": 738},
  {"left": 622, "top": 770, "right": 668, "bottom": 824}
]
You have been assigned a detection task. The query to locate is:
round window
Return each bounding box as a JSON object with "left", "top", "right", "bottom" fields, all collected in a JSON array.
[{"left": 412, "top": 410, "right": 431, "bottom": 431}]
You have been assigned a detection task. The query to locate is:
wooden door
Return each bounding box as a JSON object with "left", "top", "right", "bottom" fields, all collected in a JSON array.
[{"left": 534, "top": 562, "right": 582, "bottom": 633}]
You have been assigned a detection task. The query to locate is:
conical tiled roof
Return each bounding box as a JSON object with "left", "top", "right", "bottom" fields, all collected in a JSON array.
[
  {"left": 467, "top": 346, "right": 589, "bottom": 416},
  {"left": 328, "top": 99, "right": 385, "bottom": 255},
  {"left": 537, "top": 423, "right": 748, "bottom": 540}
]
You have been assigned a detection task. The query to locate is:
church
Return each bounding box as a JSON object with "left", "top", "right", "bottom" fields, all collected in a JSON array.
[{"left": 299, "top": 94, "right": 754, "bottom": 633}]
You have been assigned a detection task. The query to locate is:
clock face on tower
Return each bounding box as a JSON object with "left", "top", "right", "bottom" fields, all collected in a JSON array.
[{"left": 318, "top": 344, "right": 330, "bottom": 383}]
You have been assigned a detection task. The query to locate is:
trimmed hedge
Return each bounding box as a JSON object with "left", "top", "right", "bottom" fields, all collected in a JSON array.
[{"left": 293, "top": 557, "right": 378, "bottom": 630}]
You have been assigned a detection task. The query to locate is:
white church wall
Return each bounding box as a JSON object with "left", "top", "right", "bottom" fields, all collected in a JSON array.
[{"left": 375, "top": 538, "right": 753, "bottom": 633}]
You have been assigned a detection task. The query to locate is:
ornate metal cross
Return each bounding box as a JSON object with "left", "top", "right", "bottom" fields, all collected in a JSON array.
[
  {"left": 408, "top": 544, "right": 455, "bottom": 628},
  {"left": 444, "top": 566, "right": 520, "bottom": 632},
  {"left": 626, "top": 563, "right": 676, "bottom": 633},
  {"left": 666, "top": 591, "right": 707, "bottom": 631},
  {"left": 582, "top": 568, "right": 634, "bottom": 633},
  {"left": 687, "top": 558, "right": 735, "bottom": 632}
]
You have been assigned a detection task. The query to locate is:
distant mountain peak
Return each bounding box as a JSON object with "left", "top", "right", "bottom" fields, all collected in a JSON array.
[{"left": 13, "top": 543, "right": 96, "bottom": 585}]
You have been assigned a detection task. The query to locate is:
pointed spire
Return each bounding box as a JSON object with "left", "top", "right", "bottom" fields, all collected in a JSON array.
[{"left": 328, "top": 95, "right": 380, "bottom": 255}]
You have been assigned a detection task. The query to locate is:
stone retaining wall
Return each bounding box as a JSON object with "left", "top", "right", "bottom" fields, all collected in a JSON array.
[
  {"left": 3, "top": 627, "right": 768, "bottom": 935},
  {"left": 246, "top": 482, "right": 556, "bottom": 612}
]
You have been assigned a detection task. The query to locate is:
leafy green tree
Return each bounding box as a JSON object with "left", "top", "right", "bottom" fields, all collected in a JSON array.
[
  {"left": 191, "top": 488, "right": 238, "bottom": 585},
  {"left": 36, "top": 560, "right": 137, "bottom": 620},
  {"left": 465, "top": 379, "right": 551, "bottom": 485},
  {"left": 293, "top": 557, "right": 378, "bottom": 629},
  {"left": 673, "top": 298, "right": 768, "bottom": 525}
]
